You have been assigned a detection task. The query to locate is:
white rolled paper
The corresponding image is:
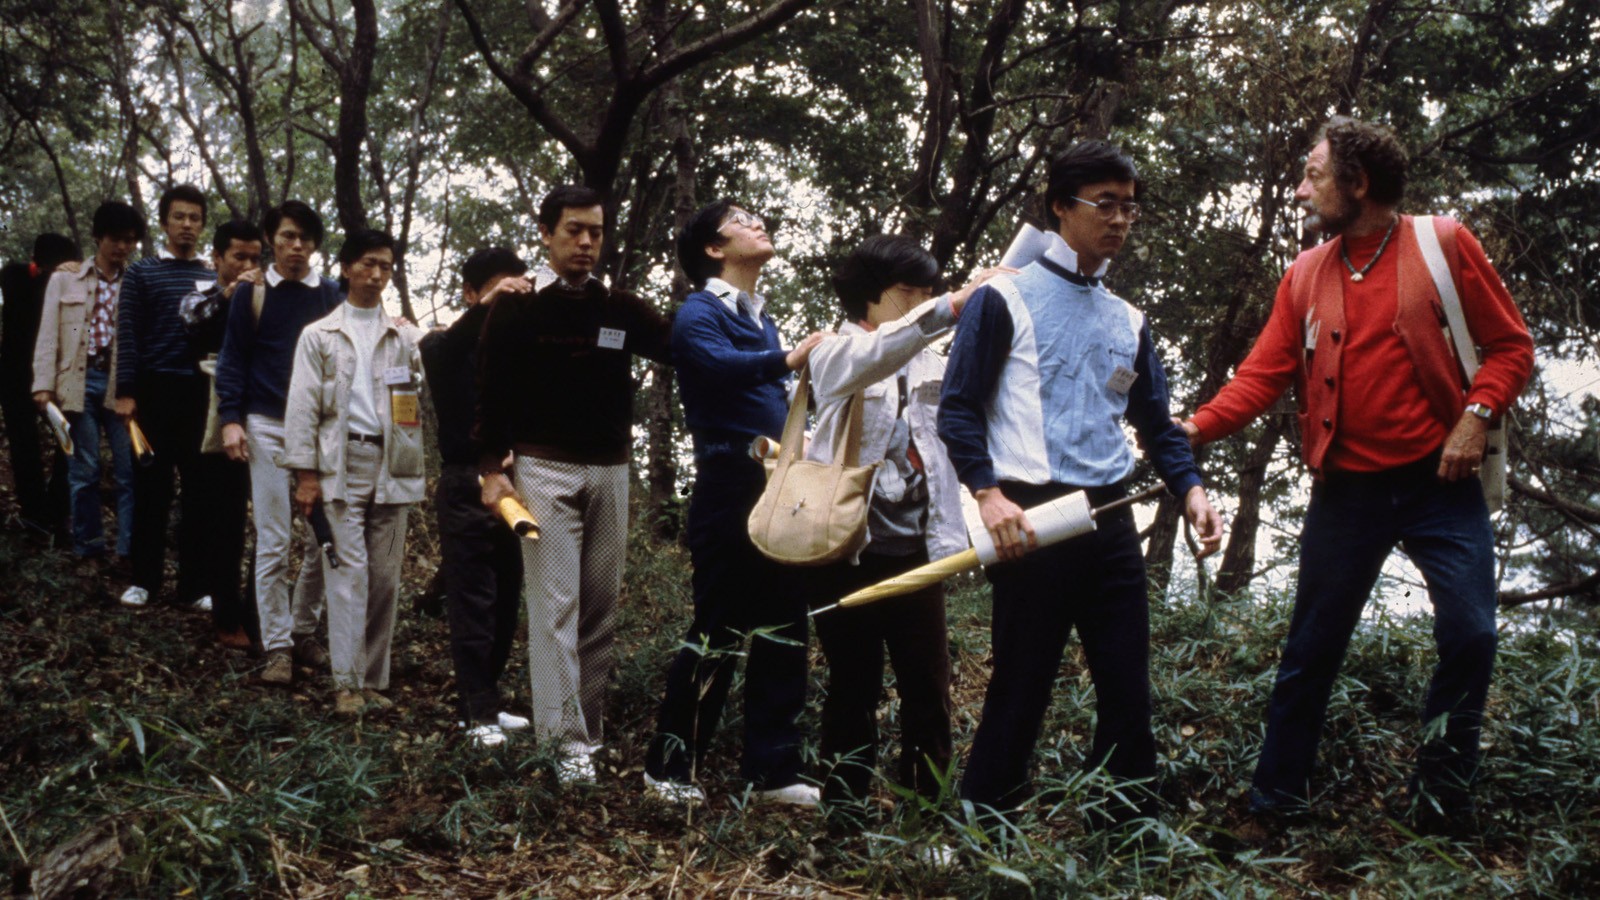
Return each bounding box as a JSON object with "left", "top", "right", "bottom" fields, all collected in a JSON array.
[
  {"left": 999, "top": 223, "right": 1053, "bottom": 270},
  {"left": 45, "top": 401, "right": 74, "bottom": 455},
  {"left": 971, "top": 491, "right": 1097, "bottom": 566}
]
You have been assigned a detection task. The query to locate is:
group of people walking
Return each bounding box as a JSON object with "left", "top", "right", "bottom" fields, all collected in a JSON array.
[{"left": 0, "top": 115, "right": 1532, "bottom": 839}]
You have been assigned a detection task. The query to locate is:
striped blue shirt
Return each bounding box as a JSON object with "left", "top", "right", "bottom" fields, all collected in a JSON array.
[{"left": 115, "top": 253, "right": 213, "bottom": 395}]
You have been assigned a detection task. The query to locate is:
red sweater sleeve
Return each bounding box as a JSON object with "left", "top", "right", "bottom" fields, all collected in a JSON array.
[
  {"left": 1190, "top": 267, "right": 1301, "bottom": 442},
  {"left": 1454, "top": 226, "right": 1534, "bottom": 415}
]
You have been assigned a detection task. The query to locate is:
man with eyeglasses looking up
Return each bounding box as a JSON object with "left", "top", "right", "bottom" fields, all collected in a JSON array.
[
  {"left": 939, "top": 141, "right": 1224, "bottom": 834},
  {"left": 641, "top": 200, "right": 830, "bottom": 807},
  {"left": 215, "top": 201, "right": 342, "bottom": 686}
]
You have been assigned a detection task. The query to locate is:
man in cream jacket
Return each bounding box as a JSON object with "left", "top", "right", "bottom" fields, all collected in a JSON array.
[{"left": 281, "top": 230, "right": 425, "bottom": 716}]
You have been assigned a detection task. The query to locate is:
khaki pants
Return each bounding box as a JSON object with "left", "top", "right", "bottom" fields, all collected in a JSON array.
[
  {"left": 247, "top": 414, "right": 325, "bottom": 653},
  {"left": 325, "top": 440, "right": 410, "bottom": 691},
  {"left": 513, "top": 456, "right": 628, "bottom": 749}
]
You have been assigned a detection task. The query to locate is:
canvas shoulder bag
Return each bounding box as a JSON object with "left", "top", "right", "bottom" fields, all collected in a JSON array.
[
  {"left": 1414, "top": 215, "right": 1507, "bottom": 511},
  {"left": 747, "top": 366, "right": 879, "bottom": 566},
  {"left": 199, "top": 283, "right": 265, "bottom": 454}
]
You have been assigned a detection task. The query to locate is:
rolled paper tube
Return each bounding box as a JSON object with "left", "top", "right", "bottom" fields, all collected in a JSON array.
[
  {"left": 45, "top": 401, "right": 73, "bottom": 455},
  {"left": 496, "top": 496, "right": 541, "bottom": 540},
  {"left": 127, "top": 419, "right": 155, "bottom": 466},
  {"left": 750, "top": 436, "right": 781, "bottom": 460},
  {"left": 999, "top": 222, "right": 1053, "bottom": 270},
  {"left": 819, "top": 485, "right": 1168, "bottom": 613}
]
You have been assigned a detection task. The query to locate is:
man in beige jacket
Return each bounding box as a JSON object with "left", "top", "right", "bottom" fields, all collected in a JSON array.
[
  {"left": 281, "top": 230, "right": 425, "bottom": 716},
  {"left": 32, "top": 202, "right": 143, "bottom": 563}
]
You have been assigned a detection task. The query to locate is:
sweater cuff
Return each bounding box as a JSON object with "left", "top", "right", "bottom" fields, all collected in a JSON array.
[
  {"left": 1188, "top": 409, "right": 1223, "bottom": 444},
  {"left": 1165, "top": 471, "right": 1203, "bottom": 501},
  {"left": 763, "top": 348, "right": 792, "bottom": 379}
]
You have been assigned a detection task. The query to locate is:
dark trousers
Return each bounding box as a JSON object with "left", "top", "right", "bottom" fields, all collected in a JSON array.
[
  {"left": 960, "top": 481, "right": 1155, "bottom": 818},
  {"left": 1251, "top": 456, "right": 1497, "bottom": 813},
  {"left": 812, "top": 549, "right": 952, "bottom": 806},
  {"left": 1, "top": 369, "right": 68, "bottom": 531},
  {"left": 437, "top": 464, "right": 522, "bottom": 725},
  {"left": 646, "top": 454, "right": 808, "bottom": 789},
  {"left": 199, "top": 452, "right": 253, "bottom": 634},
  {"left": 129, "top": 372, "right": 211, "bottom": 603}
]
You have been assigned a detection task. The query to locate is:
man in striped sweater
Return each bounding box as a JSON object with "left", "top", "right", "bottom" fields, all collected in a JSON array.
[{"left": 114, "top": 185, "right": 220, "bottom": 612}]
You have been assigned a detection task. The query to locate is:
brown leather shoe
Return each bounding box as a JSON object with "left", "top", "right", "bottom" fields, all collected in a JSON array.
[
  {"left": 361, "top": 689, "right": 394, "bottom": 713},
  {"left": 216, "top": 628, "right": 252, "bottom": 650},
  {"left": 334, "top": 690, "right": 364, "bottom": 716},
  {"left": 261, "top": 649, "right": 294, "bottom": 685},
  {"left": 292, "top": 637, "right": 330, "bottom": 669}
]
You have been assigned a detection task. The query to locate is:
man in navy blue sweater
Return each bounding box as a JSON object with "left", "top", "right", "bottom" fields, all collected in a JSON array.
[
  {"left": 938, "top": 142, "right": 1224, "bottom": 830},
  {"left": 215, "top": 201, "right": 341, "bottom": 686},
  {"left": 113, "top": 185, "right": 219, "bottom": 612},
  {"left": 642, "top": 200, "right": 828, "bottom": 806}
]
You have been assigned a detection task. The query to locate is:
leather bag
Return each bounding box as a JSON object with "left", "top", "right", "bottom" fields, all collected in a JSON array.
[{"left": 747, "top": 366, "right": 878, "bottom": 566}]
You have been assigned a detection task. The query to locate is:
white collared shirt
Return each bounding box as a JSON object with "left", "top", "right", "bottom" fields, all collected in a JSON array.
[
  {"left": 704, "top": 276, "right": 765, "bottom": 321},
  {"left": 1042, "top": 230, "right": 1111, "bottom": 279},
  {"left": 532, "top": 263, "right": 600, "bottom": 293},
  {"left": 266, "top": 264, "right": 323, "bottom": 288}
]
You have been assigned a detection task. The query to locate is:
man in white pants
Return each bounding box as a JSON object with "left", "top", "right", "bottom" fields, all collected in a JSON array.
[{"left": 215, "top": 201, "right": 340, "bottom": 684}]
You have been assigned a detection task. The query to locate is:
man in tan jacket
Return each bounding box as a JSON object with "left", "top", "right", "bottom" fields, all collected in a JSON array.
[
  {"left": 32, "top": 202, "right": 143, "bottom": 563},
  {"left": 281, "top": 230, "right": 425, "bottom": 716}
]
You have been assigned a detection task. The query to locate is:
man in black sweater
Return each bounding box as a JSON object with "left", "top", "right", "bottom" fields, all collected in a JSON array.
[
  {"left": 1, "top": 233, "right": 77, "bottom": 538},
  {"left": 477, "top": 186, "right": 672, "bottom": 781},
  {"left": 421, "top": 248, "right": 532, "bottom": 747}
]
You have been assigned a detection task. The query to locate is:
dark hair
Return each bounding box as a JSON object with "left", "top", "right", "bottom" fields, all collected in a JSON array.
[
  {"left": 1044, "top": 141, "right": 1139, "bottom": 229},
  {"left": 337, "top": 229, "right": 397, "bottom": 267},
  {"left": 1318, "top": 115, "right": 1407, "bottom": 206},
  {"left": 91, "top": 201, "right": 147, "bottom": 241},
  {"left": 675, "top": 199, "right": 737, "bottom": 289},
  {"left": 32, "top": 233, "right": 80, "bottom": 269},
  {"left": 461, "top": 247, "right": 528, "bottom": 292},
  {"left": 211, "top": 220, "right": 262, "bottom": 257},
  {"left": 262, "top": 200, "right": 325, "bottom": 249},
  {"left": 159, "top": 183, "right": 208, "bottom": 226},
  {"left": 538, "top": 185, "right": 605, "bottom": 232},
  {"left": 833, "top": 235, "right": 941, "bottom": 322}
]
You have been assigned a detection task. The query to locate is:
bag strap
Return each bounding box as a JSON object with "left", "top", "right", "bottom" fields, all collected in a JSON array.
[
  {"left": 838, "top": 387, "right": 865, "bottom": 468},
  {"left": 775, "top": 364, "right": 866, "bottom": 468},
  {"left": 1413, "top": 215, "right": 1478, "bottom": 383},
  {"left": 251, "top": 283, "right": 266, "bottom": 331}
]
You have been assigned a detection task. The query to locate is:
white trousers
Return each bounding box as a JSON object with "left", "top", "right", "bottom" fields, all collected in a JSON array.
[
  {"left": 325, "top": 440, "right": 410, "bottom": 690},
  {"left": 246, "top": 414, "right": 325, "bottom": 652}
]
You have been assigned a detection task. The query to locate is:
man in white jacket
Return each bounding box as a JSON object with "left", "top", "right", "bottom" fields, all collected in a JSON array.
[
  {"left": 804, "top": 235, "right": 1008, "bottom": 823},
  {"left": 282, "top": 230, "right": 425, "bottom": 716}
]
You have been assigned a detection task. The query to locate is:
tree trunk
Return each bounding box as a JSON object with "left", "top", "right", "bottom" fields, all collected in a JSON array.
[
  {"left": 333, "top": 0, "right": 378, "bottom": 233},
  {"left": 1215, "top": 415, "right": 1288, "bottom": 595}
]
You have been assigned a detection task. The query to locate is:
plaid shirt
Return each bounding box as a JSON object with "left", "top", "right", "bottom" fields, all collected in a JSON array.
[{"left": 89, "top": 267, "right": 121, "bottom": 355}]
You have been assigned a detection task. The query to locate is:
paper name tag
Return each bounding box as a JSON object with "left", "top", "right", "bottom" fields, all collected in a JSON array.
[
  {"left": 383, "top": 366, "right": 413, "bottom": 386},
  {"left": 1107, "top": 365, "right": 1138, "bottom": 395},
  {"left": 390, "top": 389, "right": 420, "bottom": 427},
  {"left": 597, "top": 327, "right": 626, "bottom": 350}
]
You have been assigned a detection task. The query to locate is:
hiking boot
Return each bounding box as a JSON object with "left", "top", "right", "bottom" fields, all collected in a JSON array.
[
  {"left": 292, "top": 637, "right": 329, "bottom": 669},
  {"left": 261, "top": 649, "right": 294, "bottom": 685},
  {"left": 334, "top": 690, "right": 364, "bottom": 717},
  {"left": 360, "top": 689, "right": 394, "bottom": 713},
  {"left": 216, "top": 628, "right": 252, "bottom": 650}
]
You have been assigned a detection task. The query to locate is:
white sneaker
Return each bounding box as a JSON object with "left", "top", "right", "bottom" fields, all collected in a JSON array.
[
  {"left": 466, "top": 724, "right": 505, "bottom": 748},
  {"left": 753, "top": 782, "right": 821, "bottom": 807},
  {"left": 119, "top": 586, "right": 150, "bottom": 608},
  {"left": 188, "top": 595, "right": 213, "bottom": 613},
  {"left": 643, "top": 773, "right": 705, "bottom": 805},
  {"left": 497, "top": 712, "right": 530, "bottom": 731},
  {"left": 556, "top": 744, "right": 597, "bottom": 784}
]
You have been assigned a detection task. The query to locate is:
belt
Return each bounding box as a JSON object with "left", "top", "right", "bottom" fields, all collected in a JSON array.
[
  {"left": 87, "top": 353, "right": 111, "bottom": 371},
  {"left": 347, "top": 432, "right": 384, "bottom": 446}
]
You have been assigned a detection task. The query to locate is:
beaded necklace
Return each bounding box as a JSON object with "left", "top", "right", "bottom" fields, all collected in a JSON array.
[{"left": 1339, "top": 215, "right": 1399, "bottom": 283}]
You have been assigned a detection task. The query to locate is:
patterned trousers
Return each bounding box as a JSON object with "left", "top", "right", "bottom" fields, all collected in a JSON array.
[{"left": 513, "top": 455, "right": 628, "bottom": 750}]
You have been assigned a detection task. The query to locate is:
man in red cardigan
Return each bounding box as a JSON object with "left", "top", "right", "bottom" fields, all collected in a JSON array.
[{"left": 1181, "top": 117, "right": 1533, "bottom": 834}]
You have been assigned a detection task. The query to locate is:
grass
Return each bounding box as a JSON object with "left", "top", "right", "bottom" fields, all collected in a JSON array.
[{"left": 2, "top": 493, "right": 1598, "bottom": 897}]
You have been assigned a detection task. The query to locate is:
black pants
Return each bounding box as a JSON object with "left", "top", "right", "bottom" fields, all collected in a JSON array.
[
  {"left": 646, "top": 454, "right": 808, "bottom": 789},
  {"left": 812, "top": 548, "right": 953, "bottom": 807},
  {"left": 129, "top": 372, "right": 212, "bottom": 604},
  {"left": 200, "top": 451, "right": 253, "bottom": 634},
  {"left": 960, "top": 481, "right": 1155, "bottom": 821},
  {"left": 1, "top": 367, "right": 68, "bottom": 530},
  {"left": 437, "top": 464, "right": 522, "bottom": 725}
]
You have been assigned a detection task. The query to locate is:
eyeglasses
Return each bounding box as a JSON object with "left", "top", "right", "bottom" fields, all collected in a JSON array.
[
  {"left": 720, "top": 210, "right": 766, "bottom": 232},
  {"left": 1070, "top": 196, "right": 1141, "bottom": 222}
]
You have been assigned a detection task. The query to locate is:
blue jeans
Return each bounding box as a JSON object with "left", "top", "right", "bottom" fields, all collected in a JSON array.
[
  {"left": 1251, "top": 455, "right": 1497, "bottom": 812},
  {"left": 67, "top": 366, "right": 135, "bottom": 557}
]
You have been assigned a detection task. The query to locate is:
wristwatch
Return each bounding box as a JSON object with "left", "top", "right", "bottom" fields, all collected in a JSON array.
[{"left": 1465, "top": 402, "right": 1494, "bottom": 420}]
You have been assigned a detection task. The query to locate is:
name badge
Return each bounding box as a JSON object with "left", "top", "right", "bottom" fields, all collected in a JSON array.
[
  {"left": 383, "top": 366, "right": 413, "bottom": 386},
  {"left": 597, "top": 327, "right": 626, "bottom": 350},
  {"left": 391, "top": 388, "right": 420, "bottom": 427},
  {"left": 1107, "top": 365, "right": 1138, "bottom": 395}
]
